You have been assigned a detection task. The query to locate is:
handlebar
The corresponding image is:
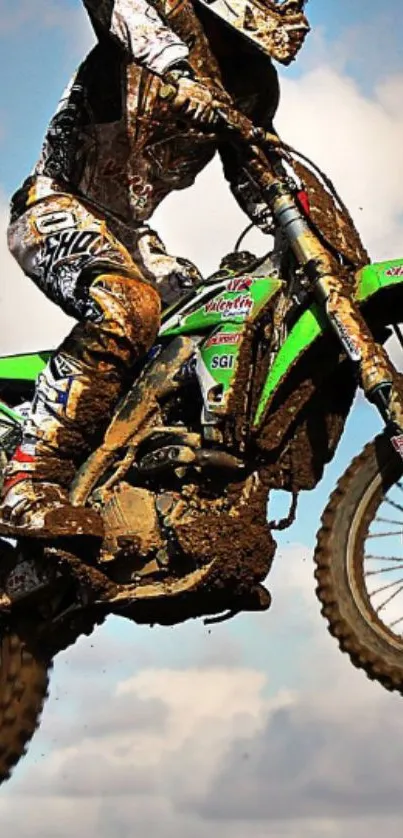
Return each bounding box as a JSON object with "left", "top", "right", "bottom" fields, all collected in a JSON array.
[
  {"left": 158, "top": 82, "right": 282, "bottom": 151},
  {"left": 158, "top": 81, "right": 287, "bottom": 194}
]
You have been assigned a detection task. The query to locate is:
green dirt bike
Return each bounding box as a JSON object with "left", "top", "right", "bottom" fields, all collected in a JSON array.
[{"left": 1, "top": 106, "right": 403, "bottom": 782}]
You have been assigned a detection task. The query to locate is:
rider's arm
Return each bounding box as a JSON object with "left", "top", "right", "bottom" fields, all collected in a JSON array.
[
  {"left": 83, "top": 0, "right": 218, "bottom": 123},
  {"left": 83, "top": 0, "right": 189, "bottom": 75},
  {"left": 219, "top": 65, "right": 281, "bottom": 233}
]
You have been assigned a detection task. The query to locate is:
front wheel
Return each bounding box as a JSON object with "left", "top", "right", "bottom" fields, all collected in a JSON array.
[
  {"left": 315, "top": 434, "right": 403, "bottom": 695},
  {"left": 0, "top": 630, "right": 51, "bottom": 783}
]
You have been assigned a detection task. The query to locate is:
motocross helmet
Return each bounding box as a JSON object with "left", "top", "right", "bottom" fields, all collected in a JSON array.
[{"left": 195, "top": 0, "right": 310, "bottom": 65}]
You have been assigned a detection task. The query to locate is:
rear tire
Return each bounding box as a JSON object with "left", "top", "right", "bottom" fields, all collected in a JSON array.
[
  {"left": 314, "top": 434, "right": 403, "bottom": 695},
  {"left": 0, "top": 630, "right": 51, "bottom": 783}
]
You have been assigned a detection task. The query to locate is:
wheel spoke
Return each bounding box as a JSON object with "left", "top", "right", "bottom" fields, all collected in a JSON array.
[
  {"left": 389, "top": 615, "right": 403, "bottom": 629},
  {"left": 383, "top": 496, "right": 403, "bottom": 514},
  {"left": 365, "top": 564, "right": 403, "bottom": 577},
  {"left": 371, "top": 576, "right": 403, "bottom": 598},
  {"left": 366, "top": 555, "right": 403, "bottom": 562},
  {"left": 376, "top": 582, "right": 403, "bottom": 614},
  {"left": 365, "top": 481, "right": 403, "bottom": 632},
  {"left": 324, "top": 442, "right": 403, "bottom": 653}
]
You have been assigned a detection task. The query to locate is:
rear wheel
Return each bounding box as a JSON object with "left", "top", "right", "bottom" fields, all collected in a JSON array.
[
  {"left": 315, "top": 434, "right": 403, "bottom": 694},
  {"left": 0, "top": 630, "right": 51, "bottom": 783}
]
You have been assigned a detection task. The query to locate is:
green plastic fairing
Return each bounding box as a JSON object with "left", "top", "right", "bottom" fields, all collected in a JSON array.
[
  {"left": 161, "top": 276, "right": 282, "bottom": 336},
  {"left": 198, "top": 323, "right": 244, "bottom": 414},
  {"left": 355, "top": 258, "right": 403, "bottom": 302},
  {"left": 253, "top": 257, "right": 403, "bottom": 427},
  {"left": 0, "top": 351, "right": 50, "bottom": 382},
  {"left": 1, "top": 257, "right": 403, "bottom": 432},
  {"left": 254, "top": 304, "right": 327, "bottom": 425},
  {"left": 0, "top": 401, "right": 23, "bottom": 424}
]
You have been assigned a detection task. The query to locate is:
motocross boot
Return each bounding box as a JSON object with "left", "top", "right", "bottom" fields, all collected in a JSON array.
[{"left": 0, "top": 276, "right": 160, "bottom": 538}]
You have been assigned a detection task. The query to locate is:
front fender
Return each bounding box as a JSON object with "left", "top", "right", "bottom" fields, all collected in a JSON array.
[{"left": 355, "top": 258, "right": 403, "bottom": 302}]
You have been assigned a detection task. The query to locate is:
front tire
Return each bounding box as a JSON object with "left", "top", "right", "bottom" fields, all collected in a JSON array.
[
  {"left": 314, "top": 434, "right": 403, "bottom": 694},
  {"left": 0, "top": 630, "right": 51, "bottom": 783}
]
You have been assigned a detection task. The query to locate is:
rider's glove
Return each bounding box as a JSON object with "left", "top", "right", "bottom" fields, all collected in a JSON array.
[
  {"left": 152, "top": 253, "right": 202, "bottom": 306},
  {"left": 135, "top": 228, "right": 202, "bottom": 306},
  {"left": 163, "top": 60, "right": 224, "bottom": 127}
]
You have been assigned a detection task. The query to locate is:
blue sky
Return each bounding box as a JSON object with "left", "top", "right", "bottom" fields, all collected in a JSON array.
[
  {"left": 294, "top": 0, "right": 403, "bottom": 88},
  {"left": 0, "top": 1, "right": 91, "bottom": 193},
  {"left": 1, "top": 3, "right": 403, "bottom": 837},
  {"left": 0, "top": 0, "right": 402, "bottom": 192}
]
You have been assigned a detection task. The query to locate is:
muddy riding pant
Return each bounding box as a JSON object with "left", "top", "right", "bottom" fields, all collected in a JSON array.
[{"left": 6, "top": 193, "right": 161, "bottom": 487}]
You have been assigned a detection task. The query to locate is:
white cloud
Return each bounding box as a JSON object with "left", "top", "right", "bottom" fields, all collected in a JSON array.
[
  {"left": 1, "top": 543, "right": 402, "bottom": 837},
  {"left": 296, "top": 13, "right": 403, "bottom": 88},
  {"left": 1, "top": 616, "right": 402, "bottom": 837},
  {"left": 276, "top": 67, "right": 403, "bottom": 261}
]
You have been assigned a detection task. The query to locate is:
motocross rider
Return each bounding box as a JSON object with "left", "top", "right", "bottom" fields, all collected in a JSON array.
[{"left": 0, "top": 0, "right": 310, "bottom": 538}]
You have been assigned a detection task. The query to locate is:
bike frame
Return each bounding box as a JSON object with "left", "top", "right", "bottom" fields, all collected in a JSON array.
[{"left": 0, "top": 256, "right": 402, "bottom": 431}]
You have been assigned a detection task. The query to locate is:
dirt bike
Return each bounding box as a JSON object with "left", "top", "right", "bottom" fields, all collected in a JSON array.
[{"left": 1, "top": 103, "right": 403, "bottom": 784}]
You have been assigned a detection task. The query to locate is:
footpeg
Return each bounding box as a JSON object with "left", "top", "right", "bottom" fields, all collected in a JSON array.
[
  {"left": 204, "top": 584, "right": 272, "bottom": 625},
  {"left": 138, "top": 445, "right": 196, "bottom": 474},
  {"left": 137, "top": 445, "right": 244, "bottom": 475}
]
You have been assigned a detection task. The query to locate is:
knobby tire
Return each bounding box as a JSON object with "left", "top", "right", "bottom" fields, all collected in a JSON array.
[
  {"left": 0, "top": 631, "right": 51, "bottom": 783},
  {"left": 314, "top": 434, "right": 403, "bottom": 695}
]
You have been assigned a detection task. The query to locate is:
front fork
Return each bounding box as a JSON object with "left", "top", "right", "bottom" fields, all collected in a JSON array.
[{"left": 267, "top": 180, "right": 403, "bottom": 442}]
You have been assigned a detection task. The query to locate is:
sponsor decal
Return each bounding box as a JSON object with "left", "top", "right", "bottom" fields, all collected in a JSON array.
[
  {"left": 51, "top": 354, "right": 83, "bottom": 380},
  {"left": 328, "top": 312, "right": 362, "bottom": 363},
  {"left": 35, "top": 210, "right": 76, "bottom": 235},
  {"left": 385, "top": 265, "right": 403, "bottom": 278},
  {"left": 391, "top": 433, "right": 403, "bottom": 459},
  {"left": 211, "top": 354, "right": 235, "bottom": 370},
  {"left": 103, "top": 161, "right": 153, "bottom": 209},
  {"left": 204, "top": 332, "right": 241, "bottom": 348},
  {"left": 41, "top": 229, "right": 100, "bottom": 272},
  {"left": 204, "top": 294, "right": 253, "bottom": 319},
  {"left": 128, "top": 174, "right": 153, "bottom": 209},
  {"left": 6, "top": 561, "right": 44, "bottom": 599},
  {"left": 227, "top": 277, "right": 253, "bottom": 292}
]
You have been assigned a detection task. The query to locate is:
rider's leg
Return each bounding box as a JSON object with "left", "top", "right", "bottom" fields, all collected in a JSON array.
[{"left": 0, "top": 194, "right": 161, "bottom": 537}]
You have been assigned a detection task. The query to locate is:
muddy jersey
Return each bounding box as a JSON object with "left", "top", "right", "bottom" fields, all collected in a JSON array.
[{"left": 12, "top": 0, "right": 280, "bottom": 244}]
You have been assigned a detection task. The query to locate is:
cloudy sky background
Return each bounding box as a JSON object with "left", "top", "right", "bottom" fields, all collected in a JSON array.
[{"left": 1, "top": 1, "right": 403, "bottom": 835}]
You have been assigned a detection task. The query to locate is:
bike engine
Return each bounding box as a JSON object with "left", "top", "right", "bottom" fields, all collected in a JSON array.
[{"left": 96, "top": 483, "right": 170, "bottom": 577}]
